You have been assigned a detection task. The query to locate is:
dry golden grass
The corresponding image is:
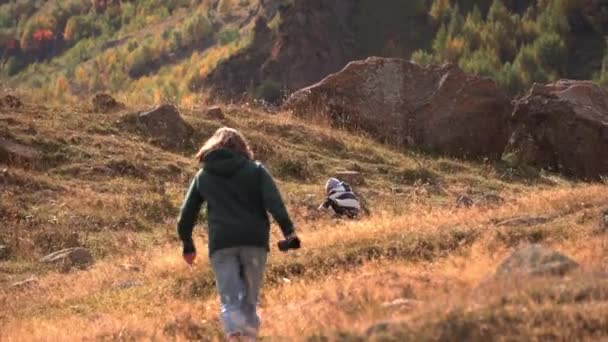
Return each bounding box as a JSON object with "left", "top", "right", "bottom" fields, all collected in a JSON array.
[{"left": 1, "top": 97, "right": 608, "bottom": 341}]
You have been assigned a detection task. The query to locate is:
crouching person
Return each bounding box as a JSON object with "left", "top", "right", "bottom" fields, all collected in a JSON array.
[
  {"left": 318, "top": 177, "right": 361, "bottom": 219},
  {"left": 177, "top": 127, "right": 300, "bottom": 341}
]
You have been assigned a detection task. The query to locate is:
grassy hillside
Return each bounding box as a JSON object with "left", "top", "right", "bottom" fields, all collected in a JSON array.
[
  {"left": 415, "top": 0, "right": 608, "bottom": 94},
  {"left": 1, "top": 0, "right": 607, "bottom": 106},
  {"left": 1, "top": 95, "right": 608, "bottom": 340}
]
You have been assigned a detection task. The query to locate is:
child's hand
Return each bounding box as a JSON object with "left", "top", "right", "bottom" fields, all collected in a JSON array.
[{"left": 183, "top": 252, "right": 196, "bottom": 266}]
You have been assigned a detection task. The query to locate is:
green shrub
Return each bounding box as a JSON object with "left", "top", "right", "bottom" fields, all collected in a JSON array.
[
  {"left": 127, "top": 44, "right": 154, "bottom": 78},
  {"left": 63, "top": 15, "right": 100, "bottom": 42},
  {"left": 217, "top": 28, "right": 239, "bottom": 45},
  {"left": 411, "top": 49, "right": 434, "bottom": 66},
  {"left": 497, "top": 62, "right": 525, "bottom": 95},
  {"left": 4, "top": 56, "right": 26, "bottom": 76},
  {"left": 182, "top": 12, "right": 212, "bottom": 45},
  {"left": 533, "top": 32, "right": 566, "bottom": 73},
  {"left": 459, "top": 48, "right": 501, "bottom": 78},
  {"left": 254, "top": 79, "right": 283, "bottom": 104}
]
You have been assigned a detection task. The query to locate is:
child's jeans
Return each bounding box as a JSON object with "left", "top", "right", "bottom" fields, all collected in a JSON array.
[{"left": 210, "top": 246, "right": 268, "bottom": 337}]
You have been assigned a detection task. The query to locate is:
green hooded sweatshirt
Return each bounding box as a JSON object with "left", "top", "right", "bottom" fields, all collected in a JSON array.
[{"left": 177, "top": 149, "right": 294, "bottom": 256}]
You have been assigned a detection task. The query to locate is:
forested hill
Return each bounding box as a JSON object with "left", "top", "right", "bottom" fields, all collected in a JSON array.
[{"left": 0, "top": 0, "right": 607, "bottom": 105}]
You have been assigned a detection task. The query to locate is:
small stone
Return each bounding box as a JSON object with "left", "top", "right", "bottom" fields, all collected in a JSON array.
[
  {"left": 456, "top": 195, "right": 474, "bottom": 208},
  {"left": 204, "top": 106, "right": 224, "bottom": 120}
]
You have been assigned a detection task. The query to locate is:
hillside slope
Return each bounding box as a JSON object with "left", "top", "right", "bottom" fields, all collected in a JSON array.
[
  {"left": 1, "top": 0, "right": 607, "bottom": 105},
  {"left": 1, "top": 96, "right": 608, "bottom": 340}
]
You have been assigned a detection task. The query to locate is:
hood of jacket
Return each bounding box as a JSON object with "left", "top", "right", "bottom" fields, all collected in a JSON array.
[{"left": 203, "top": 149, "right": 248, "bottom": 177}]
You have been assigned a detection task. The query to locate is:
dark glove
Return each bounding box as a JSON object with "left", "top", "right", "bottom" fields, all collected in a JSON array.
[{"left": 278, "top": 233, "right": 301, "bottom": 252}]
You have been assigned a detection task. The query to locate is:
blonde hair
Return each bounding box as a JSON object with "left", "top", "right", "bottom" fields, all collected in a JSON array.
[{"left": 196, "top": 127, "right": 254, "bottom": 162}]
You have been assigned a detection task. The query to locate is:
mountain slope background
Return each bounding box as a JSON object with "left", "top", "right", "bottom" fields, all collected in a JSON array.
[{"left": 1, "top": 0, "right": 607, "bottom": 106}]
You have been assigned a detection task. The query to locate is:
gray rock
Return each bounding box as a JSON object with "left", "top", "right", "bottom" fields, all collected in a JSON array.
[
  {"left": 204, "top": 106, "right": 224, "bottom": 120},
  {"left": 601, "top": 209, "right": 608, "bottom": 230},
  {"left": 135, "top": 104, "right": 193, "bottom": 149},
  {"left": 495, "top": 216, "right": 550, "bottom": 227},
  {"left": 41, "top": 247, "right": 94, "bottom": 271},
  {"left": 504, "top": 80, "right": 608, "bottom": 180},
  {"left": 495, "top": 244, "right": 579, "bottom": 278},
  {"left": 286, "top": 58, "right": 512, "bottom": 159}
]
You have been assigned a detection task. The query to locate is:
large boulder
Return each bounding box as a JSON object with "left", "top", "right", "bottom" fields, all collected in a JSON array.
[
  {"left": 495, "top": 244, "right": 579, "bottom": 278},
  {"left": 285, "top": 57, "right": 512, "bottom": 159},
  {"left": 41, "top": 247, "right": 94, "bottom": 271},
  {"left": 131, "top": 104, "right": 193, "bottom": 149},
  {"left": 504, "top": 80, "right": 608, "bottom": 179},
  {"left": 200, "top": 1, "right": 436, "bottom": 101}
]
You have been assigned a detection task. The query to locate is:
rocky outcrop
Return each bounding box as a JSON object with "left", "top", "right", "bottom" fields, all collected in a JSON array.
[
  {"left": 201, "top": 0, "right": 435, "bottom": 101},
  {"left": 495, "top": 244, "right": 579, "bottom": 278},
  {"left": 198, "top": 16, "right": 275, "bottom": 99},
  {"left": 286, "top": 57, "right": 512, "bottom": 159},
  {"left": 504, "top": 80, "right": 608, "bottom": 179},
  {"left": 41, "top": 247, "right": 94, "bottom": 271}
]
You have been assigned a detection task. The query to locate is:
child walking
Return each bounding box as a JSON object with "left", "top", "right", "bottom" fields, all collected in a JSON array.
[{"left": 177, "top": 127, "right": 299, "bottom": 341}]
